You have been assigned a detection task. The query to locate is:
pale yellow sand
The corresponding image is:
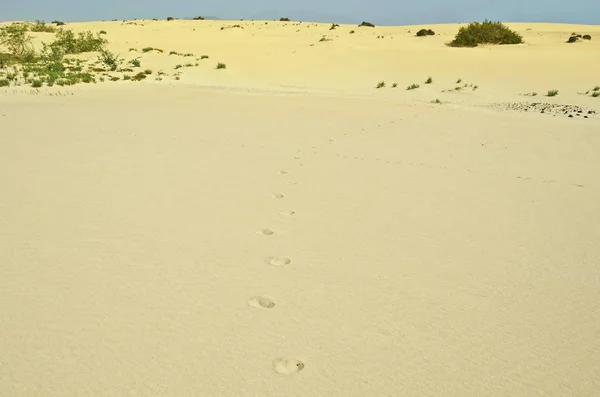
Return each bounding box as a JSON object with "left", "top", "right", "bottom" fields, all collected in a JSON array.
[{"left": 1, "top": 20, "right": 600, "bottom": 396}]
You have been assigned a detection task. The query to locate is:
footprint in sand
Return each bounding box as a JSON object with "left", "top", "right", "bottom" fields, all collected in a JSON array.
[
  {"left": 273, "top": 357, "right": 305, "bottom": 375},
  {"left": 248, "top": 296, "right": 275, "bottom": 309},
  {"left": 279, "top": 170, "right": 288, "bottom": 175},
  {"left": 267, "top": 256, "right": 291, "bottom": 267},
  {"left": 256, "top": 228, "right": 275, "bottom": 236},
  {"left": 272, "top": 193, "right": 285, "bottom": 199},
  {"left": 279, "top": 210, "right": 295, "bottom": 216}
]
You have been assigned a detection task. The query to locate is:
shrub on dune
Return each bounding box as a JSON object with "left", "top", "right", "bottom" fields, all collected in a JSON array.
[
  {"left": 359, "top": 21, "right": 375, "bottom": 28},
  {"left": 416, "top": 29, "right": 435, "bottom": 37},
  {"left": 449, "top": 20, "right": 523, "bottom": 47}
]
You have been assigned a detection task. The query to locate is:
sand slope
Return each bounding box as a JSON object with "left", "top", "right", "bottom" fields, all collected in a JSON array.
[{"left": 1, "top": 20, "right": 600, "bottom": 397}]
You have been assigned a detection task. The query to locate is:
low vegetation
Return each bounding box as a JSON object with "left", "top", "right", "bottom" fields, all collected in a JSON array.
[
  {"left": 425, "top": 76, "right": 433, "bottom": 84},
  {"left": 449, "top": 20, "right": 523, "bottom": 47},
  {"left": 416, "top": 29, "right": 435, "bottom": 37},
  {"left": 406, "top": 83, "right": 420, "bottom": 90},
  {"left": 0, "top": 22, "right": 185, "bottom": 88},
  {"left": 359, "top": 21, "right": 375, "bottom": 28},
  {"left": 376, "top": 81, "right": 385, "bottom": 88},
  {"left": 547, "top": 89, "right": 559, "bottom": 97},
  {"left": 567, "top": 33, "right": 592, "bottom": 43},
  {"left": 216, "top": 62, "right": 226, "bottom": 69}
]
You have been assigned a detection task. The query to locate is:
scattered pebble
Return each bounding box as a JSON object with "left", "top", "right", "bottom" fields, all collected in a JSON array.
[{"left": 488, "top": 102, "right": 597, "bottom": 119}]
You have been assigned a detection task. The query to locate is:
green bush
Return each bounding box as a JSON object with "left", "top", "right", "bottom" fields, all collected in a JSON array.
[
  {"left": 50, "top": 29, "right": 106, "bottom": 54},
  {"left": 547, "top": 89, "right": 559, "bottom": 97},
  {"left": 359, "top": 21, "right": 375, "bottom": 28},
  {"left": 216, "top": 62, "right": 226, "bottom": 69},
  {"left": 450, "top": 20, "right": 523, "bottom": 47},
  {"left": 0, "top": 23, "right": 33, "bottom": 56},
  {"left": 416, "top": 29, "right": 435, "bottom": 37},
  {"left": 0, "top": 78, "right": 9, "bottom": 87},
  {"left": 582, "top": 34, "right": 592, "bottom": 40}
]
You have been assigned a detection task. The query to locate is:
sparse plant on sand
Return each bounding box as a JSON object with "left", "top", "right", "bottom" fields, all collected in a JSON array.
[
  {"left": 0, "top": 78, "right": 10, "bottom": 87},
  {"left": 142, "top": 47, "right": 154, "bottom": 53},
  {"left": 359, "top": 21, "right": 375, "bottom": 28},
  {"left": 591, "top": 91, "right": 600, "bottom": 98},
  {"left": 31, "top": 79, "right": 43, "bottom": 87},
  {"left": 144, "top": 69, "right": 152, "bottom": 75},
  {"left": 130, "top": 58, "right": 141, "bottom": 67},
  {"left": 376, "top": 81, "right": 386, "bottom": 88},
  {"left": 174, "top": 64, "right": 183, "bottom": 69},
  {"left": 29, "top": 20, "right": 57, "bottom": 33},
  {"left": 425, "top": 76, "right": 433, "bottom": 84},
  {"left": 169, "top": 51, "right": 178, "bottom": 55},
  {"left": 123, "top": 74, "right": 131, "bottom": 80},
  {"left": 582, "top": 34, "right": 592, "bottom": 40},
  {"left": 349, "top": 30, "right": 355, "bottom": 34},
  {"left": 201, "top": 55, "right": 209, "bottom": 59},
  {"left": 432, "top": 99, "right": 442, "bottom": 104},
  {"left": 547, "top": 89, "right": 559, "bottom": 97},
  {"left": 450, "top": 20, "right": 523, "bottom": 47},
  {"left": 216, "top": 62, "right": 227, "bottom": 69},
  {"left": 99, "top": 49, "right": 121, "bottom": 71},
  {"left": 129, "top": 47, "right": 137, "bottom": 51},
  {"left": 392, "top": 83, "right": 398, "bottom": 88},
  {"left": 407, "top": 83, "right": 420, "bottom": 90},
  {"left": 167, "top": 17, "right": 175, "bottom": 21},
  {"left": 456, "top": 78, "right": 462, "bottom": 84}
]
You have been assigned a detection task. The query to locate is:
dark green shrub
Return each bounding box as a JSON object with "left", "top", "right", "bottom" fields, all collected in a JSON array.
[
  {"left": 167, "top": 17, "right": 175, "bottom": 21},
  {"left": 359, "top": 21, "right": 375, "bottom": 27},
  {"left": 192, "top": 16, "right": 205, "bottom": 20},
  {"left": 450, "top": 20, "right": 523, "bottom": 47},
  {"left": 0, "top": 79, "right": 9, "bottom": 87},
  {"left": 567, "top": 35, "right": 578, "bottom": 43},
  {"left": 416, "top": 29, "right": 435, "bottom": 37},
  {"left": 582, "top": 34, "right": 591, "bottom": 40},
  {"left": 280, "top": 17, "right": 290, "bottom": 22}
]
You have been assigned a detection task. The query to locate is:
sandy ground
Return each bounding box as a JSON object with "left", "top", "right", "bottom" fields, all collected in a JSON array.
[{"left": 1, "top": 20, "right": 600, "bottom": 396}]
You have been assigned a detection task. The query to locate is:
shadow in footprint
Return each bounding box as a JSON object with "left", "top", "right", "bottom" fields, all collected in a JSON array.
[
  {"left": 248, "top": 296, "right": 275, "bottom": 309},
  {"left": 256, "top": 228, "right": 275, "bottom": 236},
  {"left": 267, "top": 256, "right": 291, "bottom": 267},
  {"left": 273, "top": 357, "right": 305, "bottom": 375}
]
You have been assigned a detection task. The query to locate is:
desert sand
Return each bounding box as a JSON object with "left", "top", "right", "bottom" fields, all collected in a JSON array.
[{"left": 1, "top": 19, "right": 600, "bottom": 396}]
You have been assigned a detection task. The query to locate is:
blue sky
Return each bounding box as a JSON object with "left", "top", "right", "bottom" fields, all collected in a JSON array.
[{"left": 2, "top": 0, "right": 599, "bottom": 25}]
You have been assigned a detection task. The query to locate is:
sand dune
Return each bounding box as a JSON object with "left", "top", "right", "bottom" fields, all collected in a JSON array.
[{"left": 1, "top": 19, "right": 600, "bottom": 396}]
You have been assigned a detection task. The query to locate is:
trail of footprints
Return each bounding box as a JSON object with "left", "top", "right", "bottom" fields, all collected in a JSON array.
[{"left": 249, "top": 168, "right": 305, "bottom": 375}]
